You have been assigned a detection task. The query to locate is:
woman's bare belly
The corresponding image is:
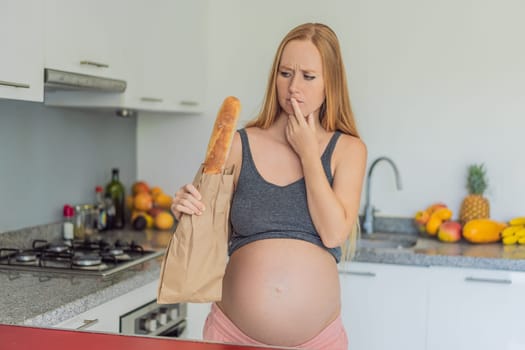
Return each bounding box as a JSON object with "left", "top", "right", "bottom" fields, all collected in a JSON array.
[{"left": 217, "top": 239, "right": 341, "bottom": 347}]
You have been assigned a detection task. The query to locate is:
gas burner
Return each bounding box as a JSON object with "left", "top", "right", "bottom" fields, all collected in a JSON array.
[
  {"left": 46, "top": 243, "right": 70, "bottom": 253},
  {"left": 114, "top": 240, "right": 144, "bottom": 254},
  {"left": 72, "top": 238, "right": 111, "bottom": 251},
  {"left": 106, "top": 248, "right": 124, "bottom": 256},
  {"left": 32, "top": 240, "right": 71, "bottom": 254},
  {"left": 16, "top": 251, "right": 38, "bottom": 263},
  {"left": 72, "top": 254, "right": 102, "bottom": 267},
  {"left": 101, "top": 250, "right": 132, "bottom": 262}
]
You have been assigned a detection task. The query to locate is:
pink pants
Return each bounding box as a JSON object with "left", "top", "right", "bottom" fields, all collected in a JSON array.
[{"left": 203, "top": 303, "right": 348, "bottom": 350}]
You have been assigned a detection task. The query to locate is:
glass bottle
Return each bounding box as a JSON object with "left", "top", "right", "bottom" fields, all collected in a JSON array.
[
  {"left": 105, "top": 168, "right": 125, "bottom": 229},
  {"left": 95, "top": 186, "right": 107, "bottom": 232},
  {"left": 83, "top": 204, "right": 95, "bottom": 236},
  {"left": 62, "top": 204, "right": 74, "bottom": 240},
  {"left": 74, "top": 205, "right": 85, "bottom": 239}
]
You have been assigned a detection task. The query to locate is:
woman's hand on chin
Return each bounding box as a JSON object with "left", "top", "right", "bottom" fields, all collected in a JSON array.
[{"left": 285, "top": 98, "right": 319, "bottom": 159}]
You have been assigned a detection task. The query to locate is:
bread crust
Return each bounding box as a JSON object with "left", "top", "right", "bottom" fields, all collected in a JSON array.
[{"left": 203, "top": 96, "right": 241, "bottom": 174}]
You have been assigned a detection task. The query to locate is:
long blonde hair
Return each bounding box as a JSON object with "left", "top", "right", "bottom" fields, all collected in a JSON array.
[{"left": 247, "top": 23, "right": 362, "bottom": 261}]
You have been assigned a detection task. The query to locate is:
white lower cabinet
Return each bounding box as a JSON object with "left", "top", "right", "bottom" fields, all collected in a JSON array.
[
  {"left": 426, "top": 266, "right": 525, "bottom": 350},
  {"left": 53, "top": 281, "right": 158, "bottom": 333},
  {"left": 339, "top": 262, "right": 429, "bottom": 350},
  {"left": 184, "top": 303, "right": 211, "bottom": 340}
]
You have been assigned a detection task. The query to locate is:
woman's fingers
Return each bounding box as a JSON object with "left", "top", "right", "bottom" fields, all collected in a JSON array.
[
  {"left": 171, "top": 184, "right": 205, "bottom": 219},
  {"left": 290, "top": 98, "right": 306, "bottom": 125},
  {"left": 183, "top": 184, "right": 202, "bottom": 200}
]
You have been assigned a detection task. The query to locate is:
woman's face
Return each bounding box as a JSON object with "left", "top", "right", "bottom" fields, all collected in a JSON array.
[{"left": 276, "top": 39, "right": 325, "bottom": 118}]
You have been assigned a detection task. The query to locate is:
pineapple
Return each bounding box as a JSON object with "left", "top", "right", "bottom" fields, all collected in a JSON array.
[{"left": 459, "top": 164, "right": 490, "bottom": 225}]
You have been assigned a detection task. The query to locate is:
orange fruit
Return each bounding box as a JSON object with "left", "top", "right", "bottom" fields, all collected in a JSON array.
[
  {"left": 154, "top": 193, "right": 173, "bottom": 209},
  {"left": 154, "top": 211, "right": 175, "bottom": 230},
  {"left": 133, "top": 192, "right": 153, "bottom": 211},
  {"left": 132, "top": 181, "right": 150, "bottom": 195},
  {"left": 151, "top": 186, "right": 163, "bottom": 198}
]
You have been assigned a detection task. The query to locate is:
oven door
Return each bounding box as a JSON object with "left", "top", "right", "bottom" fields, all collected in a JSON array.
[{"left": 120, "top": 299, "right": 187, "bottom": 338}]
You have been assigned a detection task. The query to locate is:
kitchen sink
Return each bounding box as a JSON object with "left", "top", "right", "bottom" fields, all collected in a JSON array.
[{"left": 357, "top": 232, "right": 418, "bottom": 250}]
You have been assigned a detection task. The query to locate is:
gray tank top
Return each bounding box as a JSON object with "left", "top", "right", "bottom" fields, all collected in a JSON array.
[{"left": 229, "top": 128, "right": 342, "bottom": 262}]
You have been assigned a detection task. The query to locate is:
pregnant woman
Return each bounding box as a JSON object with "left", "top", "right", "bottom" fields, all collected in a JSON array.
[{"left": 172, "top": 22, "right": 367, "bottom": 349}]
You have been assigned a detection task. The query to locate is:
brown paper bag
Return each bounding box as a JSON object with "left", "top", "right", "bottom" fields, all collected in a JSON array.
[{"left": 157, "top": 164, "right": 235, "bottom": 303}]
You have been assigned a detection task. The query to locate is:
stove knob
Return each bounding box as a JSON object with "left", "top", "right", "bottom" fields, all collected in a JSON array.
[
  {"left": 145, "top": 314, "right": 158, "bottom": 332},
  {"left": 157, "top": 309, "right": 168, "bottom": 326},
  {"left": 138, "top": 317, "right": 148, "bottom": 332},
  {"left": 169, "top": 307, "right": 179, "bottom": 320}
]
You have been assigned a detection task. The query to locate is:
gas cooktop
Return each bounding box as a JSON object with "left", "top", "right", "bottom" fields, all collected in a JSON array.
[{"left": 0, "top": 238, "right": 163, "bottom": 277}]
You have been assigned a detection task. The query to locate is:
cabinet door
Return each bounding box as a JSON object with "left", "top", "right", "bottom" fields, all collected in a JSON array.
[
  {"left": 44, "top": 0, "right": 130, "bottom": 80},
  {"left": 0, "top": 0, "right": 43, "bottom": 102},
  {"left": 133, "top": 0, "right": 206, "bottom": 113},
  {"left": 184, "top": 303, "right": 211, "bottom": 340},
  {"left": 427, "top": 267, "right": 525, "bottom": 350},
  {"left": 340, "top": 262, "right": 428, "bottom": 350}
]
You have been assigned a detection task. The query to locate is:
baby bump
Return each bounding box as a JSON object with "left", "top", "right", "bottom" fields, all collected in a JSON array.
[{"left": 218, "top": 239, "right": 342, "bottom": 347}]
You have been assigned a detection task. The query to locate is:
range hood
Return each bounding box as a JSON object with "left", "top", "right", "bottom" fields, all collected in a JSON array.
[{"left": 44, "top": 68, "right": 127, "bottom": 93}]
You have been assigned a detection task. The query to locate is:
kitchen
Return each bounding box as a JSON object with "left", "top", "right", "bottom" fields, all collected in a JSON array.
[{"left": 1, "top": 0, "right": 525, "bottom": 349}]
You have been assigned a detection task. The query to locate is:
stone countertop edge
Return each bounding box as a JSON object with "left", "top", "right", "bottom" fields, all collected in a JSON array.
[
  {"left": 23, "top": 264, "right": 161, "bottom": 327},
  {"left": 338, "top": 249, "right": 525, "bottom": 273}
]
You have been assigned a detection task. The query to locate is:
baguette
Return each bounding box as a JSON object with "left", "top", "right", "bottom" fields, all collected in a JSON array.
[{"left": 203, "top": 96, "right": 241, "bottom": 174}]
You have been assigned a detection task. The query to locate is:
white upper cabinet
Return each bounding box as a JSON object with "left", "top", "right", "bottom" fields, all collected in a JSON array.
[
  {"left": 44, "top": 0, "right": 130, "bottom": 80},
  {"left": 340, "top": 262, "right": 429, "bottom": 350},
  {"left": 426, "top": 266, "right": 525, "bottom": 350},
  {"left": 43, "top": 0, "right": 206, "bottom": 113},
  {"left": 0, "top": 0, "right": 44, "bottom": 102},
  {"left": 129, "top": 0, "right": 206, "bottom": 113}
]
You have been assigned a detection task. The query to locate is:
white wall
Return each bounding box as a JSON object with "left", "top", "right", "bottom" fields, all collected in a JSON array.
[
  {"left": 0, "top": 100, "right": 137, "bottom": 232},
  {"left": 138, "top": 0, "right": 525, "bottom": 222}
]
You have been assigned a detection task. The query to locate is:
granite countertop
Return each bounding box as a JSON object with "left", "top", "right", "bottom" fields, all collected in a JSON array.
[
  {"left": 0, "top": 226, "right": 173, "bottom": 326},
  {"left": 2, "top": 218, "right": 525, "bottom": 327},
  {"left": 351, "top": 235, "right": 525, "bottom": 272}
]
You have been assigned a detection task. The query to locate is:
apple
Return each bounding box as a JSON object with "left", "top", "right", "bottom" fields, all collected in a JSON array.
[
  {"left": 414, "top": 210, "right": 430, "bottom": 233},
  {"left": 437, "top": 221, "right": 462, "bottom": 243},
  {"left": 147, "top": 207, "right": 164, "bottom": 218},
  {"left": 132, "top": 181, "right": 150, "bottom": 195}
]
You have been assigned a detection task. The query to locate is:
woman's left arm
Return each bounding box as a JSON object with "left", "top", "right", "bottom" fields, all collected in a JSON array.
[
  {"left": 302, "top": 135, "right": 367, "bottom": 248},
  {"left": 286, "top": 98, "right": 367, "bottom": 248}
]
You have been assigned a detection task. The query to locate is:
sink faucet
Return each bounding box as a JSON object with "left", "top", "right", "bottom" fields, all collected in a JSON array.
[{"left": 362, "top": 156, "right": 403, "bottom": 234}]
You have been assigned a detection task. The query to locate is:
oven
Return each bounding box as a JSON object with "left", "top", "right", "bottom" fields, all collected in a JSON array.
[{"left": 120, "top": 299, "right": 187, "bottom": 338}]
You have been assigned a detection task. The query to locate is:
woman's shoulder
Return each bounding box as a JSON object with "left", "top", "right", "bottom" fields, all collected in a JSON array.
[
  {"left": 334, "top": 133, "right": 367, "bottom": 166},
  {"left": 337, "top": 133, "right": 367, "bottom": 154}
]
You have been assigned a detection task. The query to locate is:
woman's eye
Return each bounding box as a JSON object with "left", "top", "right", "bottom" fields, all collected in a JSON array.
[
  {"left": 279, "top": 71, "right": 291, "bottom": 78},
  {"left": 304, "top": 74, "right": 315, "bottom": 81}
]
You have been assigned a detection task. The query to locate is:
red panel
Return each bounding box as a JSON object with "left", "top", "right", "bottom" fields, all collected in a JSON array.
[{"left": 0, "top": 324, "right": 280, "bottom": 350}]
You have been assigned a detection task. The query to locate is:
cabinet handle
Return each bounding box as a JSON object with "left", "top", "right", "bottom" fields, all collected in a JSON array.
[
  {"left": 0, "top": 80, "right": 30, "bottom": 89},
  {"left": 76, "top": 318, "right": 99, "bottom": 330},
  {"left": 180, "top": 100, "right": 199, "bottom": 106},
  {"left": 464, "top": 277, "right": 512, "bottom": 285},
  {"left": 80, "top": 60, "right": 109, "bottom": 68},
  {"left": 340, "top": 270, "right": 376, "bottom": 277},
  {"left": 141, "top": 97, "right": 163, "bottom": 103}
]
